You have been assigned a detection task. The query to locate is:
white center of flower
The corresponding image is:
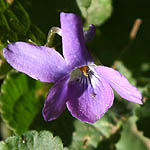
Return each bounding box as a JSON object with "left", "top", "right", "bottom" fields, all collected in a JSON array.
[{"left": 70, "top": 65, "right": 98, "bottom": 98}]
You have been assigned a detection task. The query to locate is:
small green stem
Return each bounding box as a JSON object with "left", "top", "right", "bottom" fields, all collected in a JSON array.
[{"left": 45, "top": 27, "right": 61, "bottom": 48}]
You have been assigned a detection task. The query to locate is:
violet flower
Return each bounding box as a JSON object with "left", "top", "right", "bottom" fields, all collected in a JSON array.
[{"left": 3, "top": 12, "right": 142, "bottom": 123}]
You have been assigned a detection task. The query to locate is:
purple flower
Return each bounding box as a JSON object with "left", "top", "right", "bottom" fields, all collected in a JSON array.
[{"left": 3, "top": 12, "right": 142, "bottom": 123}]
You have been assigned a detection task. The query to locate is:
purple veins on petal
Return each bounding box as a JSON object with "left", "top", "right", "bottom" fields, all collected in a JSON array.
[{"left": 66, "top": 68, "right": 114, "bottom": 123}]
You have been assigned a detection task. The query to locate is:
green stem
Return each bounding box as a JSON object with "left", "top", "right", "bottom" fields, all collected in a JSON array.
[{"left": 45, "top": 27, "right": 61, "bottom": 48}]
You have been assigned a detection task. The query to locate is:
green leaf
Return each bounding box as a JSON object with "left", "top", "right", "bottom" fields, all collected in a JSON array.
[
  {"left": 8, "top": 1, "right": 30, "bottom": 35},
  {"left": 92, "top": 113, "right": 120, "bottom": 138},
  {"left": 0, "top": 58, "right": 11, "bottom": 79},
  {"left": 136, "top": 100, "right": 150, "bottom": 138},
  {"left": 0, "top": 0, "right": 45, "bottom": 45},
  {"left": 76, "top": 0, "right": 91, "bottom": 9},
  {"left": 0, "top": 130, "right": 67, "bottom": 150},
  {"left": 69, "top": 111, "right": 121, "bottom": 150},
  {"left": 0, "top": 45, "right": 12, "bottom": 78},
  {"left": 69, "top": 120, "right": 102, "bottom": 150},
  {"left": 116, "top": 116, "right": 150, "bottom": 150},
  {"left": 30, "top": 107, "right": 120, "bottom": 149},
  {"left": 0, "top": 71, "right": 43, "bottom": 134},
  {"left": 27, "top": 24, "right": 46, "bottom": 45},
  {"left": 0, "top": 1, "right": 30, "bottom": 43},
  {"left": 29, "top": 109, "right": 75, "bottom": 147},
  {"left": 143, "top": 83, "right": 150, "bottom": 98},
  {"left": 136, "top": 101, "right": 150, "bottom": 118},
  {"left": 76, "top": 0, "right": 112, "bottom": 26},
  {"left": 0, "top": 0, "right": 9, "bottom": 13},
  {"left": 0, "top": 42, "right": 6, "bottom": 50},
  {"left": 0, "top": 13, "right": 10, "bottom": 36}
]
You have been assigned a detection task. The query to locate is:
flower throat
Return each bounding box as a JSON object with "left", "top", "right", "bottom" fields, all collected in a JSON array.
[{"left": 80, "top": 66, "right": 89, "bottom": 76}]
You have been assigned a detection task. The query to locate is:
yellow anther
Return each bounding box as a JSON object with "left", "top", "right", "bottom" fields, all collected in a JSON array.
[{"left": 80, "top": 66, "right": 88, "bottom": 76}]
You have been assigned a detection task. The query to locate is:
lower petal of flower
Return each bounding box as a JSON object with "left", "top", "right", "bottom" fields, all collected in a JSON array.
[
  {"left": 66, "top": 70, "right": 114, "bottom": 123},
  {"left": 42, "top": 75, "right": 70, "bottom": 121}
]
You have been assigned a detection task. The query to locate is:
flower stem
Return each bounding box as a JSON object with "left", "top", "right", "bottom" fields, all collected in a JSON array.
[{"left": 45, "top": 27, "right": 62, "bottom": 48}]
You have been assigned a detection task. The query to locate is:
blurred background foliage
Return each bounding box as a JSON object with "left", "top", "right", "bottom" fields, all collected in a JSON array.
[{"left": 0, "top": 0, "right": 150, "bottom": 149}]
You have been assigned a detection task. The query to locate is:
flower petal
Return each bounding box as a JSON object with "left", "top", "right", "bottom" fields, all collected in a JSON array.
[
  {"left": 60, "top": 12, "right": 93, "bottom": 68},
  {"left": 84, "top": 24, "right": 96, "bottom": 42},
  {"left": 42, "top": 75, "right": 69, "bottom": 121},
  {"left": 66, "top": 74, "right": 114, "bottom": 123},
  {"left": 3, "top": 42, "right": 70, "bottom": 83},
  {"left": 95, "top": 66, "right": 142, "bottom": 104}
]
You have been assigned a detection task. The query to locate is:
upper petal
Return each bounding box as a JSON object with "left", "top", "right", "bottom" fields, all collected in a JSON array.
[
  {"left": 60, "top": 12, "right": 93, "bottom": 68},
  {"left": 84, "top": 24, "right": 96, "bottom": 42},
  {"left": 3, "top": 42, "right": 70, "bottom": 83},
  {"left": 66, "top": 73, "right": 114, "bottom": 123},
  {"left": 95, "top": 66, "right": 143, "bottom": 104},
  {"left": 43, "top": 75, "right": 69, "bottom": 121}
]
